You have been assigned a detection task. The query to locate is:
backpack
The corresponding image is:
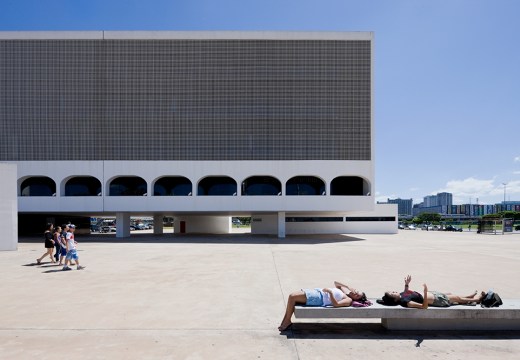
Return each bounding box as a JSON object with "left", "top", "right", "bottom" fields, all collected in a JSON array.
[{"left": 480, "top": 290, "right": 503, "bottom": 308}]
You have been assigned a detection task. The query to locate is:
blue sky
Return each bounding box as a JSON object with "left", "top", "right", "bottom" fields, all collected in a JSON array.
[{"left": 1, "top": 0, "right": 519, "bottom": 206}]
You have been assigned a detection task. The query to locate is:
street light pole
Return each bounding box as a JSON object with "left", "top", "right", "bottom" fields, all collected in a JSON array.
[{"left": 502, "top": 182, "right": 507, "bottom": 204}]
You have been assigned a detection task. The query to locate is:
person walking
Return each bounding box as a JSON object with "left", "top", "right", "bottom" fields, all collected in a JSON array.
[
  {"left": 59, "top": 224, "right": 71, "bottom": 265},
  {"left": 36, "top": 223, "right": 56, "bottom": 264},
  {"left": 62, "top": 225, "right": 85, "bottom": 271},
  {"left": 53, "top": 226, "right": 62, "bottom": 263}
]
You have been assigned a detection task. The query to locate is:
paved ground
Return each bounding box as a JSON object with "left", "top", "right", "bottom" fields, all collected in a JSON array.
[{"left": 1, "top": 230, "right": 520, "bottom": 359}]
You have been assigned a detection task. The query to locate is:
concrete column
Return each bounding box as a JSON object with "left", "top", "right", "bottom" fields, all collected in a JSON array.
[
  {"left": 277, "top": 211, "right": 286, "bottom": 238},
  {"left": 0, "top": 163, "right": 18, "bottom": 251},
  {"left": 116, "top": 212, "right": 131, "bottom": 238},
  {"left": 153, "top": 214, "right": 163, "bottom": 235}
]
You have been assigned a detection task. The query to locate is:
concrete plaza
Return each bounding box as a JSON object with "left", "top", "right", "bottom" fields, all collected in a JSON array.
[{"left": 1, "top": 229, "right": 520, "bottom": 359}]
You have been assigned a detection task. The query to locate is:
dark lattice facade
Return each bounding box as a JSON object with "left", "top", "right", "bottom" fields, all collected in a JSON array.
[{"left": 0, "top": 38, "right": 371, "bottom": 161}]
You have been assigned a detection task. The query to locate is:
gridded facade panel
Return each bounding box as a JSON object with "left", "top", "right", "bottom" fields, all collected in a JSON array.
[{"left": 0, "top": 38, "right": 371, "bottom": 161}]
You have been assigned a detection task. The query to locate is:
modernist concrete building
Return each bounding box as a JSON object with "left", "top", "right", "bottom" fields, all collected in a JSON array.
[
  {"left": 0, "top": 31, "right": 397, "bottom": 238},
  {"left": 0, "top": 163, "right": 17, "bottom": 250}
]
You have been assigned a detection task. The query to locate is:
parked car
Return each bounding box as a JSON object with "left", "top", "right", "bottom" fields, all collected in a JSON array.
[
  {"left": 101, "top": 226, "right": 116, "bottom": 233},
  {"left": 407, "top": 224, "right": 416, "bottom": 230},
  {"left": 444, "top": 225, "right": 463, "bottom": 232},
  {"left": 134, "top": 223, "right": 148, "bottom": 230},
  {"left": 232, "top": 218, "right": 241, "bottom": 225}
]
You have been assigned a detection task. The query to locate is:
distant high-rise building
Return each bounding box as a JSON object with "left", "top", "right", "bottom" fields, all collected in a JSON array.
[
  {"left": 437, "top": 192, "right": 453, "bottom": 207},
  {"left": 387, "top": 198, "right": 413, "bottom": 216},
  {"left": 422, "top": 192, "right": 452, "bottom": 209},
  {"left": 424, "top": 195, "right": 437, "bottom": 207}
]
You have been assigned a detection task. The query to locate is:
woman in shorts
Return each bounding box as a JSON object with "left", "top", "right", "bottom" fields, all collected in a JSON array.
[{"left": 278, "top": 280, "right": 369, "bottom": 331}]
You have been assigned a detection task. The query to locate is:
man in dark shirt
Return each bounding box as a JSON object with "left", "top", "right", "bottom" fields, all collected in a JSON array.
[
  {"left": 380, "top": 275, "right": 428, "bottom": 308},
  {"left": 379, "top": 275, "right": 482, "bottom": 308},
  {"left": 398, "top": 289, "right": 424, "bottom": 307}
]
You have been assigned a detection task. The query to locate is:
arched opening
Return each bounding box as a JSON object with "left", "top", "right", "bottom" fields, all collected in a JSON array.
[
  {"left": 65, "top": 176, "right": 102, "bottom": 196},
  {"left": 286, "top": 176, "right": 325, "bottom": 196},
  {"left": 154, "top": 176, "right": 192, "bottom": 196},
  {"left": 198, "top": 176, "right": 237, "bottom": 196},
  {"left": 20, "top": 176, "right": 56, "bottom": 196},
  {"left": 330, "top": 176, "right": 369, "bottom": 196},
  {"left": 242, "top": 176, "right": 281, "bottom": 196},
  {"left": 109, "top": 176, "right": 147, "bottom": 196}
]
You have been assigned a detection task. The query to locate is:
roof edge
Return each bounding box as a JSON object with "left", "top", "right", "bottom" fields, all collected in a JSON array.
[{"left": 0, "top": 30, "right": 373, "bottom": 41}]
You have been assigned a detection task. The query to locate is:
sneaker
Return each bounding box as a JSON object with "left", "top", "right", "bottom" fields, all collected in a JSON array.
[
  {"left": 62, "top": 266, "right": 72, "bottom": 271},
  {"left": 77, "top": 266, "right": 85, "bottom": 270}
]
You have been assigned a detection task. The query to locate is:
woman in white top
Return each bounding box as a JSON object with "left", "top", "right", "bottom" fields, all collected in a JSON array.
[{"left": 278, "top": 280, "right": 367, "bottom": 331}]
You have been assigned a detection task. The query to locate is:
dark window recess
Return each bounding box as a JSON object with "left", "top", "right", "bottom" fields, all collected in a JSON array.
[
  {"left": 286, "top": 217, "right": 344, "bottom": 222},
  {"left": 344, "top": 217, "right": 396, "bottom": 222}
]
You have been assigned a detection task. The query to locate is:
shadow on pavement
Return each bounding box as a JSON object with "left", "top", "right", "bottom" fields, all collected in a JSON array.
[
  {"left": 280, "top": 322, "right": 520, "bottom": 340},
  {"left": 41, "top": 268, "right": 68, "bottom": 274},
  {"left": 19, "top": 233, "right": 366, "bottom": 245},
  {"left": 21, "top": 262, "right": 42, "bottom": 267}
]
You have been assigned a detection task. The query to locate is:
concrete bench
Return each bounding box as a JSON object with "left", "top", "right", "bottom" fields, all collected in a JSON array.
[{"left": 294, "top": 300, "right": 520, "bottom": 330}]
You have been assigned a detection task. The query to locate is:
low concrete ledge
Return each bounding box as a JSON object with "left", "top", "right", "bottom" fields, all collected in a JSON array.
[{"left": 294, "top": 300, "right": 520, "bottom": 330}]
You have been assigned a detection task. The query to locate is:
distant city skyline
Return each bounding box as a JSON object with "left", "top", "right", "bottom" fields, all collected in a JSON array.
[
  {"left": 1, "top": 0, "right": 519, "bottom": 205},
  {"left": 384, "top": 191, "right": 519, "bottom": 219},
  {"left": 386, "top": 185, "right": 519, "bottom": 207},
  {"left": 378, "top": 173, "right": 520, "bottom": 207}
]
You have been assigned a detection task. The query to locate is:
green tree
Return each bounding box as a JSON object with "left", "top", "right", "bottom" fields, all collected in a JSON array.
[
  {"left": 483, "top": 211, "right": 520, "bottom": 220},
  {"left": 417, "top": 212, "right": 442, "bottom": 224},
  {"left": 499, "top": 211, "right": 520, "bottom": 221}
]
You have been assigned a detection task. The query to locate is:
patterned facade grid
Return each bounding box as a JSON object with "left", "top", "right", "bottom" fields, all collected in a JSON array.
[{"left": 0, "top": 39, "right": 371, "bottom": 161}]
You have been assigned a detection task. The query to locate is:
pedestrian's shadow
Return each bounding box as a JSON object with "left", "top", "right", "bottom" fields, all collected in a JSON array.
[
  {"left": 41, "top": 268, "right": 67, "bottom": 274},
  {"left": 22, "top": 262, "right": 59, "bottom": 267},
  {"left": 22, "top": 262, "right": 41, "bottom": 267},
  {"left": 22, "top": 262, "right": 62, "bottom": 269}
]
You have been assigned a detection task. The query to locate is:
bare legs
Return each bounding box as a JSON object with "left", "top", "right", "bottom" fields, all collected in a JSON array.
[
  {"left": 446, "top": 291, "right": 483, "bottom": 305},
  {"left": 278, "top": 291, "right": 307, "bottom": 331},
  {"left": 37, "top": 248, "right": 55, "bottom": 264},
  {"left": 63, "top": 257, "right": 82, "bottom": 270}
]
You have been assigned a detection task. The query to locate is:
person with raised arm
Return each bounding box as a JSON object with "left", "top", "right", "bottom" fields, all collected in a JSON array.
[{"left": 378, "top": 275, "right": 482, "bottom": 308}]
